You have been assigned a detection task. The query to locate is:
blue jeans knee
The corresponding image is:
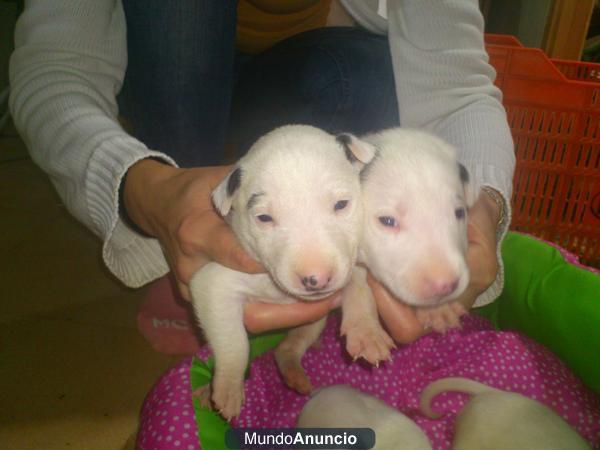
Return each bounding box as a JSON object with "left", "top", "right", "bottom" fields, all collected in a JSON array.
[{"left": 231, "top": 27, "right": 399, "bottom": 154}]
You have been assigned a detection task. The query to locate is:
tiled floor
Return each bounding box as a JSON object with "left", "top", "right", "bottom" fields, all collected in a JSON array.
[{"left": 0, "top": 121, "right": 179, "bottom": 449}]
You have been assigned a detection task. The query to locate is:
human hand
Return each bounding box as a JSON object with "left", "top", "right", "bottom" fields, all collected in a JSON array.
[
  {"left": 243, "top": 293, "right": 341, "bottom": 334},
  {"left": 414, "top": 301, "right": 467, "bottom": 334},
  {"left": 124, "top": 159, "right": 340, "bottom": 332},
  {"left": 123, "top": 159, "right": 264, "bottom": 300},
  {"left": 368, "top": 188, "right": 502, "bottom": 343}
]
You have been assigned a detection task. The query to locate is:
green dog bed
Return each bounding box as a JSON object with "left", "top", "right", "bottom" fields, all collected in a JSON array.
[
  {"left": 189, "top": 232, "right": 600, "bottom": 447},
  {"left": 476, "top": 232, "right": 600, "bottom": 393}
]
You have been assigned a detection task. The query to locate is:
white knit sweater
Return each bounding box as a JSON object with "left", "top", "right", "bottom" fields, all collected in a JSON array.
[{"left": 9, "top": 0, "right": 515, "bottom": 306}]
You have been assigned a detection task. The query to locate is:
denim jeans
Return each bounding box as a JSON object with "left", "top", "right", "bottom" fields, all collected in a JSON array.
[{"left": 118, "top": 0, "right": 399, "bottom": 167}]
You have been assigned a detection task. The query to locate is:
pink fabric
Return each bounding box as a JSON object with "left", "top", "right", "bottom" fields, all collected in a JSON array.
[
  {"left": 138, "top": 315, "right": 600, "bottom": 450},
  {"left": 137, "top": 275, "right": 201, "bottom": 355},
  {"left": 531, "top": 235, "right": 600, "bottom": 275}
]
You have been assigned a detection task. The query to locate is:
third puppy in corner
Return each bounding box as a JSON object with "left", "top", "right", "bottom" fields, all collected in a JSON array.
[{"left": 420, "top": 377, "right": 591, "bottom": 450}]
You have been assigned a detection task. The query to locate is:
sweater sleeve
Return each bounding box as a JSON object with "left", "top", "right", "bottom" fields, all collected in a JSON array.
[
  {"left": 9, "top": 0, "right": 175, "bottom": 287},
  {"left": 386, "top": 0, "right": 516, "bottom": 306}
]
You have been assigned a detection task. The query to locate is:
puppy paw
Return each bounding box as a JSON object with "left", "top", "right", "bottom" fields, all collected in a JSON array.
[
  {"left": 192, "top": 384, "right": 213, "bottom": 410},
  {"left": 342, "top": 321, "right": 395, "bottom": 366},
  {"left": 275, "top": 348, "right": 313, "bottom": 394},
  {"left": 212, "top": 377, "right": 245, "bottom": 421},
  {"left": 416, "top": 301, "right": 466, "bottom": 334}
]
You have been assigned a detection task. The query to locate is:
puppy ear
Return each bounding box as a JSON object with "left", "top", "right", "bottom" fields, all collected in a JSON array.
[
  {"left": 336, "top": 133, "right": 377, "bottom": 168},
  {"left": 458, "top": 163, "right": 480, "bottom": 207},
  {"left": 212, "top": 167, "right": 242, "bottom": 216}
]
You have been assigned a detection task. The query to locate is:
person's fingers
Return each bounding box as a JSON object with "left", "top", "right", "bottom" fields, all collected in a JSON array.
[
  {"left": 367, "top": 273, "right": 425, "bottom": 344},
  {"left": 203, "top": 165, "right": 265, "bottom": 273},
  {"left": 176, "top": 279, "right": 191, "bottom": 302},
  {"left": 166, "top": 251, "right": 193, "bottom": 300},
  {"left": 459, "top": 203, "right": 499, "bottom": 309},
  {"left": 466, "top": 221, "right": 480, "bottom": 245},
  {"left": 157, "top": 240, "right": 190, "bottom": 298},
  {"left": 243, "top": 297, "right": 336, "bottom": 334},
  {"left": 464, "top": 229, "right": 497, "bottom": 296},
  {"left": 175, "top": 208, "right": 264, "bottom": 274},
  {"left": 203, "top": 164, "right": 236, "bottom": 188}
]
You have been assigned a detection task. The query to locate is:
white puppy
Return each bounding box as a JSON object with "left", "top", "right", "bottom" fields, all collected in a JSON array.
[
  {"left": 190, "top": 125, "right": 392, "bottom": 419},
  {"left": 297, "top": 378, "right": 590, "bottom": 450},
  {"left": 297, "top": 385, "right": 432, "bottom": 450},
  {"left": 349, "top": 128, "right": 479, "bottom": 332},
  {"left": 421, "top": 377, "right": 591, "bottom": 450}
]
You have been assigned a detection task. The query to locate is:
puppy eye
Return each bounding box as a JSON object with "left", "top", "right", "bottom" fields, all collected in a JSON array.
[
  {"left": 378, "top": 216, "right": 397, "bottom": 227},
  {"left": 455, "top": 208, "right": 466, "bottom": 220},
  {"left": 334, "top": 200, "right": 349, "bottom": 211},
  {"left": 257, "top": 214, "right": 273, "bottom": 223}
]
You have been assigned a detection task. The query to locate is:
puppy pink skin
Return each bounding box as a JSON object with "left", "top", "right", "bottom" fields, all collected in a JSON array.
[{"left": 358, "top": 128, "right": 478, "bottom": 308}]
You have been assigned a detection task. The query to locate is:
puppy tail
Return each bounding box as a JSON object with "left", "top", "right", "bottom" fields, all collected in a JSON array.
[{"left": 419, "top": 377, "right": 494, "bottom": 419}]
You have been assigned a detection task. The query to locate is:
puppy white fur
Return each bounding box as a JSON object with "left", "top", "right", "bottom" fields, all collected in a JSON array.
[
  {"left": 190, "top": 125, "right": 392, "bottom": 419},
  {"left": 297, "top": 385, "right": 432, "bottom": 450},
  {"left": 421, "top": 377, "right": 591, "bottom": 450},
  {"left": 347, "top": 128, "right": 478, "bottom": 331},
  {"left": 297, "top": 379, "right": 590, "bottom": 450},
  {"left": 358, "top": 128, "right": 477, "bottom": 306}
]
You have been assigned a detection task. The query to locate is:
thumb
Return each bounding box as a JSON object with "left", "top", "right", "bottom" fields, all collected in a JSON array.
[{"left": 367, "top": 272, "right": 425, "bottom": 344}]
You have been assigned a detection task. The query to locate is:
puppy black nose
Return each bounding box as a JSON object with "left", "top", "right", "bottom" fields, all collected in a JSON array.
[
  {"left": 296, "top": 268, "right": 334, "bottom": 292},
  {"left": 302, "top": 276, "right": 318, "bottom": 287}
]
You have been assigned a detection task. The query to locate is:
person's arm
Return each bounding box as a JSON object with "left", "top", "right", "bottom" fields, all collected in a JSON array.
[
  {"left": 10, "top": 1, "right": 265, "bottom": 295},
  {"left": 9, "top": 0, "right": 177, "bottom": 287},
  {"left": 387, "top": 0, "right": 515, "bottom": 307},
  {"left": 9, "top": 1, "right": 332, "bottom": 336}
]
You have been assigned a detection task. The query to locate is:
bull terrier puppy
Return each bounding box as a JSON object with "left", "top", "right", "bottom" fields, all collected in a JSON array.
[
  {"left": 421, "top": 377, "right": 591, "bottom": 450},
  {"left": 297, "top": 385, "right": 433, "bottom": 450},
  {"left": 351, "top": 128, "right": 480, "bottom": 333},
  {"left": 190, "top": 125, "right": 393, "bottom": 419},
  {"left": 297, "top": 378, "right": 590, "bottom": 450}
]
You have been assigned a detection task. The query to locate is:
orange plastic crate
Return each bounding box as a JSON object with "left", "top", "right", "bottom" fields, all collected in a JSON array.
[{"left": 485, "top": 34, "right": 600, "bottom": 267}]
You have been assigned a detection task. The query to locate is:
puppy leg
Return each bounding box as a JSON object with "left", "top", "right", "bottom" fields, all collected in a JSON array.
[
  {"left": 275, "top": 317, "right": 327, "bottom": 394},
  {"left": 190, "top": 263, "right": 249, "bottom": 420},
  {"left": 415, "top": 300, "right": 466, "bottom": 334},
  {"left": 341, "top": 267, "right": 395, "bottom": 365}
]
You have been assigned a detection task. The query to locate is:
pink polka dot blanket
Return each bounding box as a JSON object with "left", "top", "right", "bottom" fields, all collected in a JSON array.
[{"left": 138, "top": 314, "right": 600, "bottom": 450}]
